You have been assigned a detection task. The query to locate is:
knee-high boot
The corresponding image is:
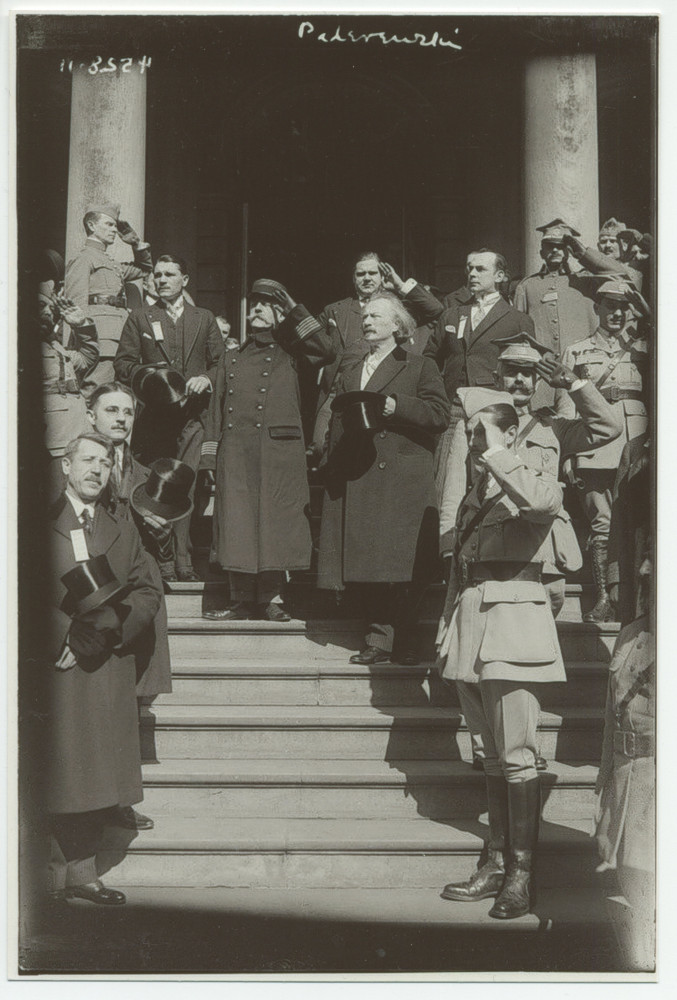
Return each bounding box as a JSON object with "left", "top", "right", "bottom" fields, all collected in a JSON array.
[
  {"left": 489, "top": 777, "right": 540, "bottom": 919},
  {"left": 584, "top": 536, "right": 613, "bottom": 623},
  {"left": 442, "top": 774, "right": 509, "bottom": 901}
]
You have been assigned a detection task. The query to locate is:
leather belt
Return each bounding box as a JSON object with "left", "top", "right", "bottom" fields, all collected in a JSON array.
[
  {"left": 89, "top": 293, "right": 127, "bottom": 308},
  {"left": 44, "top": 380, "right": 79, "bottom": 395},
  {"left": 459, "top": 560, "right": 543, "bottom": 587},
  {"left": 613, "top": 731, "right": 654, "bottom": 758},
  {"left": 599, "top": 387, "right": 643, "bottom": 402}
]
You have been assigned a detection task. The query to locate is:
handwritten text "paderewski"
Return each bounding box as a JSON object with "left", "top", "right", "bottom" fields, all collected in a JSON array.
[{"left": 298, "top": 21, "right": 462, "bottom": 50}]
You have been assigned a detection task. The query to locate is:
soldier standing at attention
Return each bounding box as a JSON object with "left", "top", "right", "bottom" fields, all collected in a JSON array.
[
  {"left": 436, "top": 388, "right": 567, "bottom": 920},
  {"left": 65, "top": 202, "right": 153, "bottom": 394},
  {"left": 556, "top": 280, "right": 648, "bottom": 622}
]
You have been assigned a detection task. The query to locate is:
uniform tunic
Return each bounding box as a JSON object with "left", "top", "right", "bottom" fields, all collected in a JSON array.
[
  {"left": 201, "top": 308, "right": 335, "bottom": 574},
  {"left": 65, "top": 238, "right": 153, "bottom": 361},
  {"left": 437, "top": 448, "right": 566, "bottom": 685},
  {"left": 513, "top": 267, "right": 597, "bottom": 357},
  {"left": 46, "top": 497, "right": 161, "bottom": 814},
  {"left": 41, "top": 323, "right": 98, "bottom": 457}
]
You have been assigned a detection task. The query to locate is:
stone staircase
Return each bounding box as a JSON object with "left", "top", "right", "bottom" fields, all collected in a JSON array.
[{"left": 98, "top": 578, "right": 618, "bottom": 931}]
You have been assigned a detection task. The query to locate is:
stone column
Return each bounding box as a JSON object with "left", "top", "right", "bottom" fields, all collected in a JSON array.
[
  {"left": 523, "top": 54, "right": 599, "bottom": 275},
  {"left": 65, "top": 64, "right": 147, "bottom": 266}
]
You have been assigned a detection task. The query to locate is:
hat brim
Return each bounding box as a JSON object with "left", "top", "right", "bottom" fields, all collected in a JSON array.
[
  {"left": 73, "top": 580, "right": 129, "bottom": 616},
  {"left": 131, "top": 484, "right": 193, "bottom": 523},
  {"left": 331, "top": 390, "right": 386, "bottom": 413}
]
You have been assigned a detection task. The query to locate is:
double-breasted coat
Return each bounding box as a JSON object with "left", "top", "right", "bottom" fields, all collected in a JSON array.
[
  {"left": 424, "top": 294, "right": 538, "bottom": 403},
  {"left": 317, "top": 346, "right": 451, "bottom": 590},
  {"left": 201, "top": 305, "right": 336, "bottom": 574},
  {"left": 436, "top": 448, "right": 567, "bottom": 685},
  {"left": 65, "top": 238, "right": 153, "bottom": 359},
  {"left": 102, "top": 444, "right": 172, "bottom": 697},
  {"left": 46, "top": 496, "right": 162, "bottom": 814}
]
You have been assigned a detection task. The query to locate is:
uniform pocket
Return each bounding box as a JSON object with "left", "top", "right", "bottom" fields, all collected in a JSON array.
[
  {"left": 479, "top": 580, "right": 557, "bottom": 664},
  {"left": 268, "top": 426, "right": 302, "bottom": 440}
]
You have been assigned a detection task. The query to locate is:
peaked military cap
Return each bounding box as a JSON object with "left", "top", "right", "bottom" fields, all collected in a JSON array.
[
  {"left": 250, "top": 278, "right": 290, "bottom": 307},
  {"left": 599, "top": 218, "right": 626, "bottom": 237},
  {"left": 494, "top": 332, "right": 549, "bottom": 366},
  {"left": 457, "top": 387, "right": 517, "bottom": 420},
  {"left": 535, "top": 218, "right": 581, "bottom": 242},
  {"left": 595, "top": 279, "right": 634, "bottom": 302},
  {"left": 84, "top": 202, "right": 121, "bottom": 221}
]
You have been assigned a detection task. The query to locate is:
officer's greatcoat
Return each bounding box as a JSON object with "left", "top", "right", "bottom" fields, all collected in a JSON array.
[
  {"left": 201, "top": 306, "right": 335, "bottom": 574},
  {"left": 46, "top": 496, "right": 161, "bottom": 814},
  {"left": 317, "top": 346, "right": 450, "bottom": 589},
  {"left": 437, "top": 448, "right": 567, "bottom": 685}
]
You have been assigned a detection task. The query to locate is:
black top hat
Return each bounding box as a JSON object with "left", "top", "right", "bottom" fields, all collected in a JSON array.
[
  {"left": 331, "top": 390, "right": 386, "bottom": 433},
  {"left": 61, "top": 554, "right": 126, "bottom": 615},
  {"left": 131, "top": 364, "right": 187, "bottom": 408},
  {"left": 131, "top": 458, "right": 195, "bottom": 523}
]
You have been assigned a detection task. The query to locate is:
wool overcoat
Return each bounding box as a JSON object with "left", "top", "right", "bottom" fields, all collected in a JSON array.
[
  {"left": 201, "top": 305, "right": 336, "bottom": 574},
  {"left": 317, "top": 346, "right": 450, "bottom": 590},
  {"left": 45, "top": 496, "right": 162, "bottom": 814}
]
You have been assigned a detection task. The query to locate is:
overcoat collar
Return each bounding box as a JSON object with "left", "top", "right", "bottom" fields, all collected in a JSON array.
[{"left": 343, "top": 344, "right": 409, "bottom": 394}]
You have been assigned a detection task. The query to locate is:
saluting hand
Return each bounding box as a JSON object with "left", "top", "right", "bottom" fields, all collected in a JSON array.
[
  {"left": 116, "top": 219, "right": 141, "bottom": 246},
  {"left": 379, "top": 262, "right": 406, "bottom": 294},
  {"left": 535, "top": 352, "right": 578, "bottom": 389},
  {"left": 54, "top": 293, "right": 89, "bottom": 328}
]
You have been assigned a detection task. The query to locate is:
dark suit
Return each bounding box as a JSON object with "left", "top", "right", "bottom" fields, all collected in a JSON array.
[
  {"left": 46, "top": 495, "right": 161, "bottom": 890},
  {"left": 114, "top": 300, "right": 225, "bottom": 568}
]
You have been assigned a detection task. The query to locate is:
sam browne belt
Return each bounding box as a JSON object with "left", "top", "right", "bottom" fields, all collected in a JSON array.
[
  {"left": 89, "top": 293, "right": 127, "bottom": 308},
  {"left": 613, "top": 731, "right": 654, "bottom": 758}
]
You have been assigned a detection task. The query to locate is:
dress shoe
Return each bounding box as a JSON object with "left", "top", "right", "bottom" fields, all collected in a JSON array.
[
  {"left": 260, "top": 602, "right": 291, "bottom": 623},
  {"left": 177, "top": 566, "right": 201, "bottom": 582},
  {"left": 65, "top": 880, "right": 126, "bottom": 906},
  {"left": 349, "top": 646, "right": 391, "bottom": 665},
  {"left": 110, "top": 805, "right": 154, "bottom": 830},
  {"left": 203, "top": 603, "right": 253, "bottom": 621},
  {"left": 392, "top": 651, "right": 420, "bottom": 666},
  {"left": 159, "top": 562, "right": 178, "bottom": 584},
  {"left": 535, "top": 755, "right": 547, "bottom": 771}
]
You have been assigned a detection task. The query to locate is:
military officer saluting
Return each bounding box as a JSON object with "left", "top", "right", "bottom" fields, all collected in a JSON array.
[
  {"left": 65, "top": 202, "right": 153, "bottom": 394},
  {"left": 440, "top": 332, "right": 622, "bottom": 615},
  {"left": 556, "top": 280, "right": 649, "bottom": 622},
  {"left": 436, "top": 388, "right": 567, "bottom": 920}
]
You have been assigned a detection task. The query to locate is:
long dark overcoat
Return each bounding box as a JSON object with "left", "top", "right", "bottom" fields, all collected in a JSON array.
[
  {"left": 45, "top": 495, "right": 161, "bottom": 814},
  {"left": 102, "top": 448, "right": 172, "bottom": 697},
  {"left": 317, "top": 346, "right": 450, "bottom": 589},
  {"left": 201, "top": 308, "right": 335, "bottom": 574}
]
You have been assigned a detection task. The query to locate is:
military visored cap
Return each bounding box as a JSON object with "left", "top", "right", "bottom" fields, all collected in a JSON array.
[
  {"left": 536, "top": 218, "right": 580, "bottom": 243},
  {"left": 84, "top": 202, "right": 121, "bottom": 221},
  {"left": 457, "top": 387, "right": 517, "bottom": 420},
  {"left": 595, "top": 279, "right": 634, "bottom": 303},
  {"left": 494, "top": 332, "right": 549, "bottom": 366},
  {"left": 250, "top": 278, "right": 289, "bottom": 307}
]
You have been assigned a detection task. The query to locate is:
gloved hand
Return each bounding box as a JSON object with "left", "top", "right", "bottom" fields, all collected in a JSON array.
[
  {"left": 535, "top": 352, "right": 578, "bottom": 389},
  {"left": 116, "top": 219, "right": 141, "bottom": 246},
  {"left": 68, "top": 619, "right": 111, "bottom": 658}
]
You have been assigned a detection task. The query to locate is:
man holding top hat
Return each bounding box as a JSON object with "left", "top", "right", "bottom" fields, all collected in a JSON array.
[
  {"left": 64, "top": 202, "right": 153, "bottom": 394},
  {"left": 200, "top": 279, "right": 336, "bottom": 620},
  {"left": 316, "top": 292, "right": 450, "bottom": 664},
  {"left": 436, "top": 388, "right": 566, "bottom": 919},
  {"left": 45, "top": 432, "right": 162, "bottom": 904},
  {"left": 115, "top": 254, "right": 224, "bottom": 581},
  {"left": 555, "top": 279, "right": 649, "bottom": 623}
]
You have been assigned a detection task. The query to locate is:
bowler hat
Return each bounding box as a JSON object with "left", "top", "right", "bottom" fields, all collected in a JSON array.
[
  {"left": 131, "top": 364, "right": 187, "bottom": 408},
  {"left": 332, "top": 390, "right": 386, "bottom": 433},
  {"left": 61, "top": 554, "right": 126, "bottom": 615},
  {"left": 131, "top": 458, "right": 195, "bottom": 523}
]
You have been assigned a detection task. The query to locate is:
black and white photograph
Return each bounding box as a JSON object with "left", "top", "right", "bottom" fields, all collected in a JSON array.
[{"left": 12, "top": 4, "right": 659, "bottom": 980}]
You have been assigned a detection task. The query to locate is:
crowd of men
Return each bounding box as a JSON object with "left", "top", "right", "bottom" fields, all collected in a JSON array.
[{"left": 37, "top": 202, "right": 653, "bottom": 925}]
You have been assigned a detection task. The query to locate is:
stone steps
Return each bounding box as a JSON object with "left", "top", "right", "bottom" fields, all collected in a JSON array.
[
  {"left": 156, "top": 657, "right": 607, "bottom": 708},
  {"left": 140, "top": 704, "right": 603, "bottom": 762},
  {"left": 139, "top": 757, "right": 598, "bottom": 821},
  {"left": 166, "top": 617, "right": 619, "bottom": 663},
  {"left": 99, "top": 815, "right": 597, "bottom": 889}
]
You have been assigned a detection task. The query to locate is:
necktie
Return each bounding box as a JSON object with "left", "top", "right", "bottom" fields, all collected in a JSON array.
[
  {"left": 110, "top": 449, "right": 123, "bottom": 496},
  {"left": 80, "top": 508, "right": 94, "bottom": 535}
]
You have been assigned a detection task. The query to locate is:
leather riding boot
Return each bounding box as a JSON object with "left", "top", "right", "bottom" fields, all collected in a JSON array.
[
  {"left": 584, "top": 536, "right": 613, "bottom": 623},
  {"left": 489, "top": 778, "right": 540, "bottom": 919},
  {"left": 442, "top": 775, "right": 508, "bottom": 901}
]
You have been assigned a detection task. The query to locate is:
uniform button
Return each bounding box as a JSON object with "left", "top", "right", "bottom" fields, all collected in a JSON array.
[
  {"left": 227, "top": 407, "right": 233, "bottom": 413},
  {"left": 231, "top": 357, "right": 237, "bottom": 363},
  {"left": 378, "top": 461, "right": 386, "bottom": 470},
  {"left": 229, "top": 373, "right": 235, "bottom": 378},
  {"left": 228, "top": 389, "right": 234, "bottom": 395},
  {"left": 379, "top": 431, "right": 386, "bottom": 438},
  {"left": 256, "top": 404, "right": 263, "bottom": 410},
  {"left": 255, "top": 422, "right": 261, "bottom": 428},
  {"left": 265, "top": 357, "right": 272, "bottom": 362},
  {"left": 262, "top": 371, "right": 269, "bottom": 377},
  {"left": 227, "top": 423, "right": 233, "bottom": 429},
  {"left": 260, "top": 388, "right": 267, "bottom": 393}
]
